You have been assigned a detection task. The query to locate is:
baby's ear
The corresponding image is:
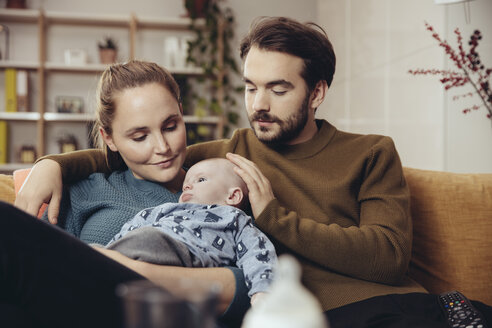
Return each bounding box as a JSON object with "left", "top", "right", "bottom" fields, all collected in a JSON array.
[{"left": 226, "top": 187, "right": 244, "bottom": 207}]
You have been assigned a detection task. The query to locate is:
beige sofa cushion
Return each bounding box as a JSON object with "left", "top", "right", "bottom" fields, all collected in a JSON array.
[
  {"left": 404, "top": 167, "right": 492, "bottom": 305},
  {"left": 0, "top": 174, "right": 15, "bottom": 204}
]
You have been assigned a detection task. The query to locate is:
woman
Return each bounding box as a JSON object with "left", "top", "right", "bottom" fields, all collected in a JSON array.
[{"left": 0, "top": 60, "right": 250, "bottom": 328}]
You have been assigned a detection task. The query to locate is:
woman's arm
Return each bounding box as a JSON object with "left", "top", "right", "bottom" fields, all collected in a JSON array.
[{"left": 93, "top": 248, "right": 236, "bottom": 314}]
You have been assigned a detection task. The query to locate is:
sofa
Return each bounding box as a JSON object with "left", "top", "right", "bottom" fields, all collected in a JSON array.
[{"left": 1, "top": 167, "right": 491, "bottom": 305}]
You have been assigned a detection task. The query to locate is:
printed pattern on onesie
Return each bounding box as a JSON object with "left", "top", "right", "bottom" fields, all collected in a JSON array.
[{"left": 108, "top": 202, "right": 277, "bottom": 296}]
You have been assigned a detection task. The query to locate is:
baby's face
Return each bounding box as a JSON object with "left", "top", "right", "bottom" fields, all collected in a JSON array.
[{"left": 179, "top": 159, "right": 236, "bottom": 205}]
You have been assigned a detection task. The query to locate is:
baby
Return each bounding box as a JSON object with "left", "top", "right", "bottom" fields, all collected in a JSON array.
[{"left": 105, "top": 158, "right": 277, "bottom": 304}]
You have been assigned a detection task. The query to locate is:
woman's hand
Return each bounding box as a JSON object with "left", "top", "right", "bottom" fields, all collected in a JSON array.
[
  {"left": 92, "top": 246, "right": 235, "bottom": 314},
  {"left": 14, "top": 159, "right": 63, "bottom": 224},
  {"left": 226, "top": 153, "right": 275, "bottom": 218}
]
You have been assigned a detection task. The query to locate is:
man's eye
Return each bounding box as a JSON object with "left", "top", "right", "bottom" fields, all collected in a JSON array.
[
  {"left": 245, "top": 87, "right": 256, "bottom": 93},
  {"left": 273, "top": 90, "right": 287, "bottom": 96}
]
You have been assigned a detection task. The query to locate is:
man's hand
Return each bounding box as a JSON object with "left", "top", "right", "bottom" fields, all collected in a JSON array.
[
  {"left": 226, "top": 153, "right": 275, "bottom": 218},
  {"left": 14, "top": 159, "right": 63, "bottom": 224}
]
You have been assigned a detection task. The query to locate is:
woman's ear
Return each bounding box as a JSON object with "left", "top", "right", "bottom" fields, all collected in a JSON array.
[
  {"left": 309, "top": 80, "right": 328, "bottom": 109},
  {"left": 100, "top": 127, "right": 118, "bottom": 152},
  {"left": 226, "top": 187, "right": 244, "bottom": 207}
]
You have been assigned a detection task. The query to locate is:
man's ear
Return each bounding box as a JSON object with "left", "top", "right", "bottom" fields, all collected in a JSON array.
[
  {"left": 100, "top": 127, "right": 118, "bottom": 152},
  {"left": 226, "top": 187, "right": 244, "bottom": 207},
  {"left": 309, "top": 80, "right": 328, "bottom": 109}
]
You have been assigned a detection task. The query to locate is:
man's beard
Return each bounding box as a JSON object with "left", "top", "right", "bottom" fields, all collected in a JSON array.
[{"left": 248, "top": 93, "right": 310, "bottom": 145}]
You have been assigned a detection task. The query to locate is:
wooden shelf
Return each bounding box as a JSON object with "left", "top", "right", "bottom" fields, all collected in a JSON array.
[
  {"left": 0, "top": 60, "right": 39, "bottom": 70},
  {"left": 44, "top": 62, "right": 109, "bottom": 73},
  {"left": 137, "top": 16, "right": 204, "bottom": 29},
  {"left": 0, "top": 113, "right": 221, "bottom": 124},
  {"left": 0, "top": 7, "right": 224, "bottom": 166},
  {"left": 183, "top": 115, "right": 222, "bottom": 124},
  {"left": 0, "top": 112, "right": 40, "bottom": 121},
  {"left": 0, "top": 9, "right": 203, "bottom": 29},
  {"left": 0, "top": 163, "right": 33, "bottom": 173},
  {"left": 43, "top": 62, "right": 203, "bottom": 75},
  {"left": 0, "top": 8, "right": 39, "bottom": 23},
  {"left": 45, "top": 11, "right": 129, "bottom": 27},
  {"left": 44, "top": 113, "right": 94, "bottom": 122}
]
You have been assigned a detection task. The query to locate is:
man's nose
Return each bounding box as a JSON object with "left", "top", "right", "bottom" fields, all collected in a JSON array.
[{"left": 252, "top": 90, "right": 269, "bottom": 112}]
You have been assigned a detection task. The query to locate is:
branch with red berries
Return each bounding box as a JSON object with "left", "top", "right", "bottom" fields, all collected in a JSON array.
[{"left": 409, "top": 22, "right": 492, "bottom": 122}]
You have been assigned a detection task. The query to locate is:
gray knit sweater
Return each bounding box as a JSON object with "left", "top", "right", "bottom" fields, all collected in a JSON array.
[{"left": 43, "top": 170, "right": 180, "bottom": 245}]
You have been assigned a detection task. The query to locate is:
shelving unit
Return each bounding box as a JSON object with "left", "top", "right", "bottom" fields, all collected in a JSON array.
[{"left": 0, "top": 8, "right": 223, "bottom": 173}]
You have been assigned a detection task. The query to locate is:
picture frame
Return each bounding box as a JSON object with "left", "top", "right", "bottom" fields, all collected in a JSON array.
[{"left": 55, "top": 96, "right": 84, "bottom": 113}]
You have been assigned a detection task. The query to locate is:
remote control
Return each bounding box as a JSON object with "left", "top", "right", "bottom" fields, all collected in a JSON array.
[{"left": 438, "top": 290, "right": 488, "bottom": 328}]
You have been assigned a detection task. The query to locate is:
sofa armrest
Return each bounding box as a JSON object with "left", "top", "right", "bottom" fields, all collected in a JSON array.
[
  {"left": 404, "top": 167, "right": 492, "bottom": 305},
  {"left": 0, "top": 173, "right": 15, "bottom": 204}
]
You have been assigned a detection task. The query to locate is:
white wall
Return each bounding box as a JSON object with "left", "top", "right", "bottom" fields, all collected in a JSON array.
[
  {"left": 2, "top": 0, "right": 317, "bottom": 157},
  {"left": 317, "top": 0, "right": 492, "bottom": 173},
  {"left": 5, "top": 0, "right": 491, "bottom": 172}
]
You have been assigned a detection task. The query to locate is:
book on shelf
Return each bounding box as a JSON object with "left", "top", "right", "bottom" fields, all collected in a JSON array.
[
  {"left": 0, "top": 121, "right": 7, "bottom": 164},
  {"left": 16, "top": 70, "right": 29, "bottom": 112},
  {"left": 5, "top": 68, "right": 17, "bottom": 112}
]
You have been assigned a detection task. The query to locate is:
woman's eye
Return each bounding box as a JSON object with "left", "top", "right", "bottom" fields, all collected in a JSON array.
[
  {"left": 245, "top": 87, "right": 256, "bottom": 93},
  {"left": 132, "top": 135, "right": 147, "bottom": 142},
  {"left": 163, "top": 124, "right": 177, "bottom": 132}
]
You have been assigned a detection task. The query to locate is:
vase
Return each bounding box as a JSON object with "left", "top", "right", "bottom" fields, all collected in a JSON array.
[
  {"left": 7, "top": 0, "right": 26, "bottom": 9},
  {"left": 99, "top": 49, "right": 117, "bottom": 64}
]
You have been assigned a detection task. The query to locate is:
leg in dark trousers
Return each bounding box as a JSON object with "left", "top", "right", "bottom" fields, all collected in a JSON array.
[
  {"left": 325, "top": 293, "right": 492, "bottom": 328},
  {"left": 0, "top": 201, "right": 145, "bottom": 328}
]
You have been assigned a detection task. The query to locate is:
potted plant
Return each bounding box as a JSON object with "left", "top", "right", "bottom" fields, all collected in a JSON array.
[
  {"left": 184, "top": 0, "right": 210, "bottom": 18},
  {"left": 98, "top": 36, "right": 118, "bottom": 64},
  {"left": 185, "top": 0, "right": 242, "bottom": 138}
]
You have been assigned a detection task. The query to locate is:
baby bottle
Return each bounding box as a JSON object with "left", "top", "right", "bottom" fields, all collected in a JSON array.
[{"left": 241, "top": 254, "right": 329, "bottom": 328}]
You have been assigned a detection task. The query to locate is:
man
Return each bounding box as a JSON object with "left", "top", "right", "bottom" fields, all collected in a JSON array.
[{"left": 16, "top": 17, "right": 491, "bottom": 327}]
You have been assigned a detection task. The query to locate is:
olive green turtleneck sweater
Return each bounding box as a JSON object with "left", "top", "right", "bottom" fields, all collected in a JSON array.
[
  {"left": 185, "top": 120, "right": 426, "bottom": 310},
  {"left": 46, "top": 119, "right": 425, "bottom": 311}
]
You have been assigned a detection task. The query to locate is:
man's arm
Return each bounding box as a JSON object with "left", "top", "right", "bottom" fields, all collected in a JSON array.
[
  {"left": 41, "top": 148, "right": 109, "bottom": 183},
  {"left": 15, "top": 149, "right": 107, "bottom": 221}
]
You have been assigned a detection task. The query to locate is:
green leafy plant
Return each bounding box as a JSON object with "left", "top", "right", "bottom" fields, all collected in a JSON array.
[
  {"left": 185, "top": 0, "right": 242, "bottom": 138},
  {"left": 98, "top": 36, "right": 118, "bottom": 50}
]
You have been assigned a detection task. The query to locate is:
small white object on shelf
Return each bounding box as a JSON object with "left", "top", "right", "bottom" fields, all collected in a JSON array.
[{"left": 64, "top": 49, "right": 87, "bottom": 66}]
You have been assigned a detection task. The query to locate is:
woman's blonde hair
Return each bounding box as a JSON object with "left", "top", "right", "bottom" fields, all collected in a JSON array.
[{"left": 91, "top": 60, "right": 181, "bottom": 170}]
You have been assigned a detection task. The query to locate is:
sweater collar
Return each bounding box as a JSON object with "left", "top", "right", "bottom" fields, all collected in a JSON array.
[
  {"left": 123, "top": 169, "right": 179, "bottom": 194},
  {"left": 266, "top": 119, "right": 337, "bottom": 159}
]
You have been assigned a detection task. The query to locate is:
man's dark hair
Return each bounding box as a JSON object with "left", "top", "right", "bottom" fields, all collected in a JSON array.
[{"left": 239, "top": 16, "right": 336, "bottom": 90}]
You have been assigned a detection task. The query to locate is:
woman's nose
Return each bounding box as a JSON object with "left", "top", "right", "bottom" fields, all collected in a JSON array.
[{"left": 154, "top": 135, "right": 170, "bottom": 154}]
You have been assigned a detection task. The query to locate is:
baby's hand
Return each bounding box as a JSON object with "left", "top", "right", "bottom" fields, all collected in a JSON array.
[{"left": 250, "top": 292, "right": 268, "bottom": 306}]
